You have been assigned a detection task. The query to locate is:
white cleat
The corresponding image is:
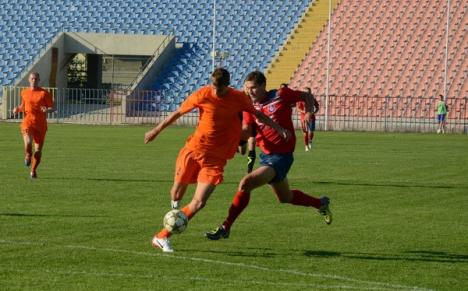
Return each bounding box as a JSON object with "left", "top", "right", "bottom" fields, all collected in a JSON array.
[
  {"left": 152, "top": 236, "right": 174, "bottom": 253},
  {"left": 305, "top": 146, "right": 309, "bottom": 152},
  {"left": 171, "top": 200, "right": 180, "bottom": 209}
]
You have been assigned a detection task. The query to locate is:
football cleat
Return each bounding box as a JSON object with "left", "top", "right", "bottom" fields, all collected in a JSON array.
[
  {"left": 319, "top": 196, "right": 332, "bottom": 225},
  {"left": 205, "top": 225, "right": 230, "bottom": 240},
  {"left": 30, "top": 171, "right": 37, "bottom": 179},
  {"left": 152, "top": 236, "right": 174, "bottom": 253},
  {"left": 171, "top": 200, "right": 180, "bottom": 209},
  {"left": 24, "top": 158, "right": 31, "bottom": 167}
]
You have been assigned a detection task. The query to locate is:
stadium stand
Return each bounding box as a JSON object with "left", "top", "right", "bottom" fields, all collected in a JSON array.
[
  {"left": 0, "top": 0, "right": 311, "bottom": 104},
  {"left": 290, "top": 0, "right": 466, "bottom": 102}
]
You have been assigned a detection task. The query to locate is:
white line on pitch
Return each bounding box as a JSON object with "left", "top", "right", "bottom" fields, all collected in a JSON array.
[
  {"left": 0, "top": 239, "right": 434, "bottom": 291},
  {"left": 2, "top": 268, "right": 388, "bottom": 290}
]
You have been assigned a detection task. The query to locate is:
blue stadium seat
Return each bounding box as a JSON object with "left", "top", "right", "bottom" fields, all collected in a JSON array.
[{"left": 0, "top": 0, "right": 312, "bottom": 107}]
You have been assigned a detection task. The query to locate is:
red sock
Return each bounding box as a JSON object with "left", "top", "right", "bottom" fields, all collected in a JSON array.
[
  {"left": 223, "top": 190, "right": 250, "bottom": 230},
  {"left": 290, "top": 189, "right": 321, "bottom": 209},
  {"left": 309, "top": 132, "right": 314, "bottom": 143},
  {"left": 303, "top": 133, "right": 309, "bottom": 146}
]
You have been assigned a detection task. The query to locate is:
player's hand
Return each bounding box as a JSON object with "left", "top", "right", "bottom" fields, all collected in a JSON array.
[
  {"left": 144, "top": 129, "right": 158, "bottom": 144},
  {"left": 304, "top": 112, "right": 312, "bottom": 121},
  {"left": 12, "top": 107, "right": 18, "bottom": 114},
  {"left": 40, "top": 106, "right": 47, "bottom": 113}
]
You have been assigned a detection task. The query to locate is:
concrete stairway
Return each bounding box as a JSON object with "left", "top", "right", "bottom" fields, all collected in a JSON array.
[{"left": 265, "top": 0, "right": 340, "bottom": 90}]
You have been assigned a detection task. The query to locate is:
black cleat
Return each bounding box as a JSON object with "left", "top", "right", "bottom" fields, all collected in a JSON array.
[{"left": 205, "top": 225, "right": 230, "bottom": 240}]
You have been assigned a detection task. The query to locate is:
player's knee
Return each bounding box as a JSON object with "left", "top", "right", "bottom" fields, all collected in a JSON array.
[{"left": 238, "top": 176, "right": 255, "bottom": 192}]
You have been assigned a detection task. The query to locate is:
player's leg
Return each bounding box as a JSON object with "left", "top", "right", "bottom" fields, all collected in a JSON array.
[
  {"left": 170, "top": 182, "right": 188, "bottom": 209},
  {"left": 437, "top": 115, "right": 442, "bottom": 133},
  {"left": 21, "top": 129, "right": 33, "bottom": 167},
  {"left": 206, "top": 165, "right": 274, "bottom": 240},
  {"left": 30, "top": 130, "right": 46, "bottom": 178},
  {"left": 301, "top": 119, "right": 309, "bottom": 151},
  {"left": 170, "top": 147, "right": 198, "bottom": 208},
  {"left": 308, "top": 118, "right": 315, "bottom": 149},
  {"left": 153, "top": 182, "right": 216, "bottom": 252},
  {"left": 270, "top": 179, "right": 332, "bottom": 224}
]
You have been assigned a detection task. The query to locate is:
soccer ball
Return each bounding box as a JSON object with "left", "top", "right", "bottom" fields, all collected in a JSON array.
[{"left": 163, "top": 209, "right": 188, "bottom": 233}]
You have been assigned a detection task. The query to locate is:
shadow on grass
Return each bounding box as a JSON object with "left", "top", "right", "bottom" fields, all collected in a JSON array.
[
  {"left": 311, "top": 180, "right": 465, "bottom": 189},
  {"left": 303, "top": 250, "right": 468, "bottom": 263},
  {"left": 0, "top": 212, "right": 107, "bottom": 218}
]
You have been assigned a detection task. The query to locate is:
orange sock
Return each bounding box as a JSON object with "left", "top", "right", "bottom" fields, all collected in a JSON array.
[
  {"left": 181, "top": 206, "right": 194, "bottom": 220},
  {"left": 156, "top": 228, "right": 171, "bottom": 239}
]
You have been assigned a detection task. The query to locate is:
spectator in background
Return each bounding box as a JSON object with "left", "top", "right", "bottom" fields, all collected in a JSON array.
[
  {"left": 12, "top": 72, "right": 55, "bottom": 179},
  {"left": 436, "top": 94, "right": 448, "bottom": 134}
]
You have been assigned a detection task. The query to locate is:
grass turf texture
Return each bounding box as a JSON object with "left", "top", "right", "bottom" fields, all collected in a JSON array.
[{"left": 1, "top": 122, "right": 467, "bottom": 290}]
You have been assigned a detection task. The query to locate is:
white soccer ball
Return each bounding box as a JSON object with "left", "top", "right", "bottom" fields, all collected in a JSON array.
[{"left": 163, "top": 209, "right": 188, "bottom": 234}]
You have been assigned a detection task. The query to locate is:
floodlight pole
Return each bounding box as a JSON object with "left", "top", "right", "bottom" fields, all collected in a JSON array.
[
  {"left": 324, "top": 0, "right": 332, "bottom": 131},
  {"left": 212, "top": 0, "right": 216, "bottom": 71},
  {"left": 443, "top": 0, "right": 450, "bottom": 100}
]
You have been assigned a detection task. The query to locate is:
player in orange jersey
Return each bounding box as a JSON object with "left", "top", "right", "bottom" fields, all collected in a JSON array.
[
  {"left": 297, "top": 87, "right": 319, "bottom": 151},
  {"left": 144, "top": 68, "right": 290, "bottom": 252},
  {"left": 12, "top": 72, "right": 55, "bottom": 179}
]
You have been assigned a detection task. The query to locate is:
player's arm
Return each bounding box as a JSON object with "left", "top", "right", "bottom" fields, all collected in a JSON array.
[
  {"left": 299, "top": 91, "right": 315, "bottom": 120},
  {"left": 40, "top": 92, "right": 56, "bottom": 113},
  {"left": 40, "top": 105, "right": 55, "bottom": 113},
  {"left": 238, "top": 122, "right": 254, "bottom": 155},
  {"left": 253, "top": 110, "right": 292, "bottom": 141},
  {"left": 12, "top": 100, "right": 24, "bottom": 114},
  {"left": 144, "top": 109, "right": 182, "bottom": 144},
  {"left": 313, "top": 97, "right": 320, "bottom": 114}
]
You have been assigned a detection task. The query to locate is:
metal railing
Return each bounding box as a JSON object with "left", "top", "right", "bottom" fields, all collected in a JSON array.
[{"left": 2, "top": 86, "right": 467, "bottom": 133}]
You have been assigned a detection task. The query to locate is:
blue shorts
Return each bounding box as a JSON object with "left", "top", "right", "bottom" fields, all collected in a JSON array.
[
  {"left": 437, "top": 114, "right": 446, "bottom": 122},
  {"left": 259, "top": 152, "right": 294, "bottom": 184},
  {"left": 308, "top": 119, "right": 316, "bottom": 131}
]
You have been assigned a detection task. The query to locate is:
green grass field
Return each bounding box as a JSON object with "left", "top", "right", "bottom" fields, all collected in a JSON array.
[{"left": 1, "top": 122, "right": 467, "bottom": 290}]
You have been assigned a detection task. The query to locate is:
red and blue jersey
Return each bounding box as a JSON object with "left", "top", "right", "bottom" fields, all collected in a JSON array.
[{"left": 244, "top": 87, "right": 302, "bottom": 154}]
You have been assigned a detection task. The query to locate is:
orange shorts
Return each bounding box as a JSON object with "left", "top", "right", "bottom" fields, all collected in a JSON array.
[
  {"left": 21, "top": 126, "right": 47, "bottom": 145},
  {"left": 174, "top": 147, "right": 227, "bottom": 185}
]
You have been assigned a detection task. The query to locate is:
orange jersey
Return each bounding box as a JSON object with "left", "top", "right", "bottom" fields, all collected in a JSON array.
[
  {"left": 179, "top": 85, "right": 256, "bottom": 160},
  {"left": 20, "top": 87, "right": 53, "bottom": 132}
]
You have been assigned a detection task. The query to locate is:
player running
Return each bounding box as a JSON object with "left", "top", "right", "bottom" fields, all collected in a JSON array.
[
  {"left": 297, "top": 87, "right": 319, "bottom": 151},
  {"left": 144, "top": 68, "right": 290, "bottom": 252},
  {"left": 206, "top": 71, "right": 332, "bottom": 241},
  {"left": 12, "top": 72, "right": 55, "bottom": 179}
]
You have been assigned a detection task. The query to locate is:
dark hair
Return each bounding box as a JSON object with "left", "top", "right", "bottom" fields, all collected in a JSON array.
[
  {"left": 211, "top": 67, "right": 230, "bottom": 87},
  {"left": 280, "top": 83, "right": 288, "bottom": 88},
  {"left": 245, "top": 71, "right": 266, "bottom": 86},
  {"left": 305, "top": 87, "right": 311, "bottom": 93}
]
